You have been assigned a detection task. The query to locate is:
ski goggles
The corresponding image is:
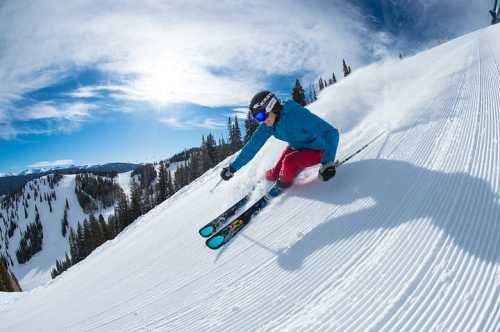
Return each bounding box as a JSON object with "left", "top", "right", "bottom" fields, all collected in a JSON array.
[{"left": 251, "top": 108, "right": 269, "bottom": 122}]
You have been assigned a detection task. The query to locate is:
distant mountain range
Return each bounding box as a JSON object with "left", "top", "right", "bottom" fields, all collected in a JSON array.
[
  {"left": 15, "top": 164, "right": 79, "bottom": 176},
  {"left": 0, "top": 163, "right": 140, "bottom": 196},
  {"left": 4, "top": 163, "right": 140, "bottom": 177},
  {"left": 0, "top": 147, "right": 198, "bottom": 197}
]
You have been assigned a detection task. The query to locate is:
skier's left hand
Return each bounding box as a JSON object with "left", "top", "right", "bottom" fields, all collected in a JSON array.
[
  {"left": 220, "top": 166, "right": 235, "bottom": 181},
  {"left": 319, "top": 161, "right": 337, "bottom": 181}
]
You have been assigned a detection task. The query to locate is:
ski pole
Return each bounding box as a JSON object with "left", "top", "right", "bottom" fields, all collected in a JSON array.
[
  {"left": 210, "top": 178, "right": 224, "bottom": 193},
  {"left": 338, "top": 131, "right": 386, "bottom": 166}
]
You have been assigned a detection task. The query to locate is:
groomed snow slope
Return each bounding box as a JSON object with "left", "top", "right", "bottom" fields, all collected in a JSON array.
[{"left": 1, "top": 25, "right": 499, "bottom": 332}]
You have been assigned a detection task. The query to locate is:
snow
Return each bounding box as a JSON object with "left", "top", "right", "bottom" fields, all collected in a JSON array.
[
  {"left": 168, "top": 160, "right": 185, "bottom": 173},
  {"left": 1, "top": 174, "right": 117, "bottom": 290},
  {"left": 1, "top": 25, "right": 499, "bottom": 331},
  {"left": 116, "top": 171, "right": 133, "bottom": 197}
]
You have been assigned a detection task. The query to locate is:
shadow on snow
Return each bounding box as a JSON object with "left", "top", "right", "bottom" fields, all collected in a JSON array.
[{"left": 277, "top": 159, "right": 500, "bottom": 271}]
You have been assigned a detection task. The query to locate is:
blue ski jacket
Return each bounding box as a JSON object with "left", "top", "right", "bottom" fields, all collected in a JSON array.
[{"left": 230, "top": 100, "right": 340, "bottom": 172}]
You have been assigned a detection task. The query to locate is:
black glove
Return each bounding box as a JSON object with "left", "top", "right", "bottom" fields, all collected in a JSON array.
[
  {"left": 319, "top": 161, "right": 337, "bottom": 182},
  {"left": 220, "top": 166, "right": 235, "bottom": 181}
]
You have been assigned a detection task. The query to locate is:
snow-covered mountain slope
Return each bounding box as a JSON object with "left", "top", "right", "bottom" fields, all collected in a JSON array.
[
  {"left": 0, "top": 173, "right": 126, "bottom": 290},
  {"left": 1, "top": 24, "right": 499, "bottom": 332}
]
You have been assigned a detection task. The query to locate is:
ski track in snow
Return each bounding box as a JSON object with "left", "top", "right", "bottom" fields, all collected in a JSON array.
[{"left": 1, "top": 25, "right": 499, "bottom": 332}]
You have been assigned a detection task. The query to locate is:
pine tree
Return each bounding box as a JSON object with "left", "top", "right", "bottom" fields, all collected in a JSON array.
[
  {"left": 89, "top": 214, "right": 105, "bottom": 249},
  {"left": 202, "top": 134, "right": 217, "bottom": 171},
  {"left": 230, "top": 116, "right": 243, "bottom": 153},
  {"left": 76, "top": 223, "right": 85, "bottom": 262},
  {"left": 107, "top": 215, "right": 120, "bottom": 240},
  {"left": 130, "top": 182, "right": 143, "bottom": 222},
  {"left": 292, "top": 79, "right": 306, "bottom": 106},
  {"left": 227, "top": 117, "right": 233, "bottom": 147},
  {"left": 116, "top": 194, "right": 128, "bottom": 231},
  {"left": 490, "top": 0, "right": 499, "bottom": 24},
  {"left": 69, "top": 228, "right": 79, "bottom": 262},
  {"left": 166, "top": 170, "right": 174, "bottom": 198},
  {"left": 332, "top": 72, "right": 337, "bottom": 84},
  {"left": 61, "top": 207, "right": 69, "bottom": 237},
  {"left": 189, "top": 152, "right": 201, "bottom": 181},
  {"left": 217, "top": 136, "right": 230, "bottom": 161},
  {"left": 98, "top": 214, "right": 111, "bottom": 241},
  {"left": 0, "top": 256, "right": 20, "bottom": 292},
  {"left": 319, "top": 78, "right": 325, "bottom": 91},
  {"left": 243, "top": 112, "right": 258, "bottom": 144},
  {"left": 343, "top": 59, "right": 352, "bottom": 77},
  {"left": 82, "top": 219, "right": 92, "bottom": 258},
  {"left": 157, "top": 161, "right": 169, "bottom": 204}
]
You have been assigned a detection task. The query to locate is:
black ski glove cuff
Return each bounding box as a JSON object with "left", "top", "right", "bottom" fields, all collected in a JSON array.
[
  {"left": 220, "top": 166, "right": 235, "bottom": 181},
  {"left": 319, "top": 161, "right": 336, "bottom": 182}
]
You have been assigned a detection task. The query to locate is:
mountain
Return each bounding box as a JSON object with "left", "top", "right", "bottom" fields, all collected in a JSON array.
[
  {"left": 14, "top": 162, "right": 140, "bottom": 177},
  {"left": 0, "top": 160, "right": 180, "bottom": 290},
  {"left": 16, "top": 164, "right": 79, "bottom": 176},
  {"left": 0, "top": 172, "right": 130, "bottom": 290},
  {"left": 0, "top": 163, "right": 140, "bottom": 197},
  {"left": 0, "top": 172, "right": 16, "bottom": 177},
  {"left": 1, "top": 24, "right": 499, "bottom": 331}
]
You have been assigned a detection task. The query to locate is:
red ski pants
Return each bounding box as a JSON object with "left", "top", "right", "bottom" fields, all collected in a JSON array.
[{"left": 265, "top": 146, "right": 324, "bottom": 186}]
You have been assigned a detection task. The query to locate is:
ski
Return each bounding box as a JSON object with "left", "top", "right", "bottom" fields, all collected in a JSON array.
[
  {"left": 205, "top": 194, "right": 271, "bottom": 250},
  {"left": 205, "top": 186, "right": 283, "bottom": 250},
  {"left": 198, "top": 194, "right": 250, "bottom": 238}
]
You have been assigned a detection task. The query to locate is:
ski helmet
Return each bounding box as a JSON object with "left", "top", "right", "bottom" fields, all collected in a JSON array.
[{"left": 249, "top": 91, "right": 279, "bottom": 122}]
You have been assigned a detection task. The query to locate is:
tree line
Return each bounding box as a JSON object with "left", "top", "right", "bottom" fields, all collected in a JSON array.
[{"left": 291, "top": 58, "right": 353, "bottom": 106}]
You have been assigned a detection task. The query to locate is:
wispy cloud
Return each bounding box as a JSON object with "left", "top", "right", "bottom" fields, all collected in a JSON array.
[
  {"left": 0, "top": 102, "right": 97, "bottom": 137},
  {"left": 28, "top": 159, "right": 75, "bottom": 168},
  {"left": 17, "top": 102, "right": 95, "bottom": 121},
  {"left": 232, "top": 107, "right": 249, "bottom": 120},
  {"left": 65, "top": 85, "right": 136, "bottom": 100},
  {"left": 160, "top": 116, "right": 225, "bottom": 130},
  {"left": 0, "top": 1, "right": 379, "bottom": 139}
]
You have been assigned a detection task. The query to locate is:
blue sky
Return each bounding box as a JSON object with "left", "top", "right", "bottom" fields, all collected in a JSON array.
[{"left": 0, "top": 0, "right": 493, "bottom": 174}]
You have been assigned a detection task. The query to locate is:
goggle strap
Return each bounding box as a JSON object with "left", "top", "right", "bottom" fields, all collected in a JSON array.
[{"left": 265, "top": 97, "right": 277, "bottom": 113}]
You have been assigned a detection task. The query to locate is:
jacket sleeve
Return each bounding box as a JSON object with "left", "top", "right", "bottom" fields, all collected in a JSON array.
[
  {"left": 230, "top": 124, "right": 272, "bottom": 171},
  {"left": 301, "top": 108, "right": 339, "bottom": 164}
]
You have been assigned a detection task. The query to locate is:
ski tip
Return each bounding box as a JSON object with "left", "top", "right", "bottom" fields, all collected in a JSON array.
[
  {"left": 206, "top": 235, "right": 225, "bottom": 250},
  {"left": 199, "top": 225, "right": 215, "bottom": 238}
]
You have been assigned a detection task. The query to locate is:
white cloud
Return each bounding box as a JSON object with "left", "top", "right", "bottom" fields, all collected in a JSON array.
[
  {"left": 0, "top": 1, "right": 379, "bottom": 138},
  {"left": 232, "top": 107, "right": 249, "bottom": 120},
  {"left": 17, "top": 102, "right": 95, "bottom": 121},
  {"left": 3, "top": 102, "right": 97, "bottom": 137},
  {"left": 28, "top": 160, "right": 75, "bottom": 168},
  {"left": 160, "top": 116, "right": 225, "bottom": 130},
  {"left": 0, "top": 122, "right": 16, "bottom": 140}
]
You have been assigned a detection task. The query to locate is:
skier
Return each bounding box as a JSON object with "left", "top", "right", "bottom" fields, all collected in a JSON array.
[{"left": 220, "top": 91, "right": 339, "bottom": 194}]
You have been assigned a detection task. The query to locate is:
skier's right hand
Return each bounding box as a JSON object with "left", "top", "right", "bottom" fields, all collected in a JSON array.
[
  {"left": 319, "top": 160, "right": 337, "bottom": 182},
  {"left": 220, "top": 166, "right": 235, "bottom": 181}
]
